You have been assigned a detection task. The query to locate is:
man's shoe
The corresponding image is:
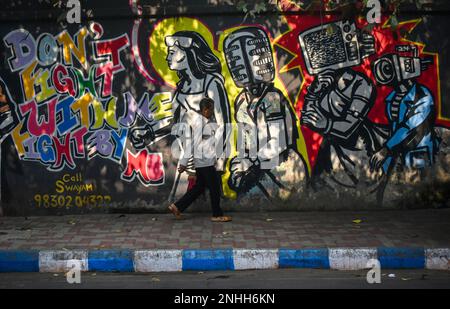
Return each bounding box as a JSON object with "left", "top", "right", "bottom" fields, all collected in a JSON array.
[
  {"left": 211, "top": 216, "right": 232, "bottom": 222},
  {"left": 168, "top": 204, "right": 183, "bottom": 220}
]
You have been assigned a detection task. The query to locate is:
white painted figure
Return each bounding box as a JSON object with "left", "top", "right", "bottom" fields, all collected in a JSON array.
[{"left": 224, "top": 27, "right": 308, "bottom": 199}]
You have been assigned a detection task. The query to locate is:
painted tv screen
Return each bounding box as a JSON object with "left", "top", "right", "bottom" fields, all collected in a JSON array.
[{"left": 303, "top": 28, "right": 347, "bottom": 70}]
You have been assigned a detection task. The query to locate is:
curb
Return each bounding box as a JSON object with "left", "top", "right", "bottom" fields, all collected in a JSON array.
[{"left": 0, "top": 248, "right": 448, "bottom": 272}]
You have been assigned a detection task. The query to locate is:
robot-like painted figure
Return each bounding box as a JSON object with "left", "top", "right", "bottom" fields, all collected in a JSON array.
[
  {"left": 299, "top": 21, "right": 385, "bottom": 190},
  {"left": 370, "top": 46, "right": 439, "bottom": 202},
  {"left": 224, "top": 27, "right": 308, "bottom": 199}
]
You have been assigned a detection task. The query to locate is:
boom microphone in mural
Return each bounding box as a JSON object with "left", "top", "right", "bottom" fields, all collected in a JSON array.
[{"left": 223, "top": 27, "right": 308, "bottom": 199}]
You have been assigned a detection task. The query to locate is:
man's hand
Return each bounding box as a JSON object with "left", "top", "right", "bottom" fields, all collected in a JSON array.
[
  {"left": 178, "top": 165, "right": 187, "bottom": 173},
  {"left": 302, "top": 104, "right": 329, "bottom": 133},
  {"left": 370, "top": 147, "right": 389, "bottom": 172}
]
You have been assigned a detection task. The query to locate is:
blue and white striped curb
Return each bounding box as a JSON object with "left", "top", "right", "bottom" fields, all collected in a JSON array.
[{"left": 0, "top": 248, "right": 448, "bottom": 272}]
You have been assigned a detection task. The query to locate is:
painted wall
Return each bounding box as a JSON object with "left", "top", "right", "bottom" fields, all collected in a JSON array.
[{"left": 0, "top": 0, "right": 449, "bottom": 216}]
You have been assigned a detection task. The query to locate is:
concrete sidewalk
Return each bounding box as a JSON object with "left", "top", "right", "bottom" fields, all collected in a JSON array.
[
  {"left": 0, "top": 209, "right": 449, "bottom": 250},
  {"left": 0, "top": 209, "right": 449, "bottom": 272}
]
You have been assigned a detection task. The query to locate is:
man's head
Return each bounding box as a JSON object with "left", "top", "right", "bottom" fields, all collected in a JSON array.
[{"left": 199, "top": 97, "right": 214, "bottom": 119}]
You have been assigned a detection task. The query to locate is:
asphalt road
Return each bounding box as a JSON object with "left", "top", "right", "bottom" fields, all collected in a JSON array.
[{"left": 0, "top": 269, "right": 449, "bottom": 289}]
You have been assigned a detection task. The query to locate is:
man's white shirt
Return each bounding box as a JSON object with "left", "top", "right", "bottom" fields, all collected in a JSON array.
[{"left": 179, "top": 111, "right": 218, "bottom": 169}]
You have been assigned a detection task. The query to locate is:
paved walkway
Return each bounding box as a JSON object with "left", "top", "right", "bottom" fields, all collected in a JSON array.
[{"left": 0, "top": 209, "right": 449, "bottom": 250}]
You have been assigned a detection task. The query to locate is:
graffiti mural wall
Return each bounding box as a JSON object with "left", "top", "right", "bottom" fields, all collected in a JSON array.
[{"left": 0, "top": 0, "right": 449, "bottom": 215}]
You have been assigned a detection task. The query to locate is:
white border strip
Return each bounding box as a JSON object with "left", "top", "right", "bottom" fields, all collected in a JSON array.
[
  {"left": 134, "top": 249, "right": 182, "bottom": 272},
  {"left": 425, "top": 248, "right": 450, "bottom": 270},
  {"left": 39, "top": 250, "right": 88, "bottom": 273},
  {"left": 233, "top": 249, "right": 279, "bottom": 270},
  {"left": 329, "top": 248, "right": 377, "bottom": 270}
]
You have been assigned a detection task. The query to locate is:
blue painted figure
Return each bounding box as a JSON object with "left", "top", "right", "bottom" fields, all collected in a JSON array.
[
  {"left": 370, "top": 47, "right": 439, "bottom": 203},
  {"left": 381, "top": 83, "right": 438, "bottom": 171}
]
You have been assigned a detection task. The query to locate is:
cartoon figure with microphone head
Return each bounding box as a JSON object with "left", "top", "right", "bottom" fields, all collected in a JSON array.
[{"left": 224, "top": 27, "right": 308, "bottom": 199}]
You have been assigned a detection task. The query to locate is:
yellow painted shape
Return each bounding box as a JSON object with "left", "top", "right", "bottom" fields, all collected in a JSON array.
[
  {"left": 56, "top": 27, "right": 88, "bottom": 68},
  {"left": 72, "top": 92, "right": 93, "bottom": 128},
  {"left": 149, "top": 18, "right": 311, "bottom": 198},
  {"left": 35, "top": 69, "right": 56, "bottom": 103},
  {"left": 150, "top": 92, "right": 172, "bottom": 121},
  {"left": 91, "top": 97, "right": 119, "bottom": 130},
  {"left": 20, "top": 61, "right": 41, "bottom": 101},
  {"left": 11, "top": 120, "right": 30, "bottom": 157}
]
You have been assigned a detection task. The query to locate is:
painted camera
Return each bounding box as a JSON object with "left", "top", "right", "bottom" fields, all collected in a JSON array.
[{"left": 372, "top": 45, "right": 433, "bottom": 85}]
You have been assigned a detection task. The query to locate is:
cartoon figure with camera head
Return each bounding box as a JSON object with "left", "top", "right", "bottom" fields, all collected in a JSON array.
[
  {"left": 299, "top": 20, "right": 386, "bottom": 190},
  {"left": 369, "top": 46, "right": 439, "bottom": 201},
  {"left": 223, "top": 27, "right": 308, "bottom": 199}
]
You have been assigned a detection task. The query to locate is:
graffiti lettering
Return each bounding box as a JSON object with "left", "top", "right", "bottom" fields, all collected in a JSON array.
[
  {"left": 1, "top": 24, "right": 160, "bottom": 179},
  {"left": 121, "top": 149, "right": 165, "bottom": 186}
]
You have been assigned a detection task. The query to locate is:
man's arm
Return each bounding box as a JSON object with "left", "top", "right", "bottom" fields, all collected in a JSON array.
[
  {"left": 179, "top": 113, "right": 201, "bottom": 168},
  {"left": 206, "top": 77, "right": 231, "bottom": 170}
]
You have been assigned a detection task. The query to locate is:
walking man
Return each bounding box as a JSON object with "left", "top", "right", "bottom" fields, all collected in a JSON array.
[{"left": 168, "top": 98, "right": 232, "bottom": 222}]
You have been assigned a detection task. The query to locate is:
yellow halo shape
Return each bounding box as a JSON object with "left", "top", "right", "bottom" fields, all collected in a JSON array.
[{"left": 149, "top": 17, "right": 216, "bottom": 88}]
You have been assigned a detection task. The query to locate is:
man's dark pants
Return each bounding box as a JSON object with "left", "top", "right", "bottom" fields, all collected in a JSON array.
[{"left": 175, "top": 166, "right": 223, "bottom": 217}]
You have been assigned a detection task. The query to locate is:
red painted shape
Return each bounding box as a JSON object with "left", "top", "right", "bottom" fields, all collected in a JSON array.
[
  {"left": 52, "top": 64, "right": 76, "bottom": 97},
  {"left": 275, "top": 1, "right": 445, "bottom": 168},
  {"left": 52, "top": 133, "right": 75, "bottom": 170},
  {"left": 19, "top": 98, "right": 57, "bottom": 136},
  {"left": 122, "top": 149, "right": 164, "bottom": 185},
  {"left": 94, "top": 34, "right": 129, "bottom": 67}
]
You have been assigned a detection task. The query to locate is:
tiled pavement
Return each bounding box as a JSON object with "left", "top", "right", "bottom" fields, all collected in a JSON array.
[{"left": 0, "top": 209, "right": 449, "bottom": 250}]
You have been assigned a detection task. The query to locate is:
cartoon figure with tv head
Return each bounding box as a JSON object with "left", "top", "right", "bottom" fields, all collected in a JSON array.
[
  {"left": 369, "top": 46, "right": 439, "bottom": 202},
  {"left": 223, "top": 27, "right": 308, "bottom": 199},
  {"left": 299, "top": 20, "right": 387, "bottom": 190}
]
